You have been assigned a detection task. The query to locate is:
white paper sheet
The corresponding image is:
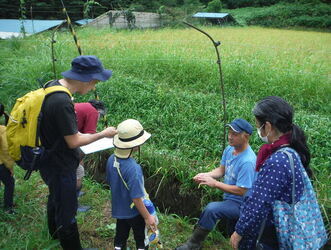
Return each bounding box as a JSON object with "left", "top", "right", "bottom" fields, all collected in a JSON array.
[{"left": 80, "top": 137, "right": 114, "bottom": 154}]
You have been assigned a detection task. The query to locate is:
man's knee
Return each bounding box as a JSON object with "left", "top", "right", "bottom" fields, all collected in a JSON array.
[
  {"left": 204, "top": 202, "right": 222, "bottom": 215},
  {"left": 200, "top": 202, "right": 221, "bottom": 223},
  {"left": 204, "top": 201, "right": 240, "bottom": 220}
]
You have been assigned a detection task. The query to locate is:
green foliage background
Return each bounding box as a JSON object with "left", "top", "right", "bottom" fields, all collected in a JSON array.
[{"left": 226, "top": 2, "right": 331, "bottom": 29}]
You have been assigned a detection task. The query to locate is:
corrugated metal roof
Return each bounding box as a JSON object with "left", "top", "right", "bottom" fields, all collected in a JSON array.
[
  {"left": 0, "top": 19, "right": 65, "bottom": 34},
  {"left": 192, "top": 12, "right": 230, "bottom": 19},
  {"left": 75, "top": 19, "right": 94, "bottom": 25}
]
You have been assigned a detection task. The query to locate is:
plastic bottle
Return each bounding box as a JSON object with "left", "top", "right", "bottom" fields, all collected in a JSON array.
[{"left": 143, "top": 199, "right": 156, "bottom": 215}]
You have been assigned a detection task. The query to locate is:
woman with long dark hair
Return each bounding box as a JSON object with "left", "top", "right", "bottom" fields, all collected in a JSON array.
[{"left": 230, "top": 96, "right": 319, "bottom": 249}]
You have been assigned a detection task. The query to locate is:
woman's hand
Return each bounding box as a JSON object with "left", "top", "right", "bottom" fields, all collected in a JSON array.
[{"left": 230, "top": 231, "right": 242, "bottom": 249}]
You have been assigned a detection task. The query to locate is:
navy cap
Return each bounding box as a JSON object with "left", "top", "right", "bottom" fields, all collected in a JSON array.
[
  {"left": 61, "top": 55, "right": 112, "bottom": 82},
  {"left": 226, "top": 118, "right": 253, "bottom": 135}
]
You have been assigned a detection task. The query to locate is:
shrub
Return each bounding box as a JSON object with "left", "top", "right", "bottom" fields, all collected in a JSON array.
[{"left": 227, "top": 2, "right": 331, "bottom": 29}]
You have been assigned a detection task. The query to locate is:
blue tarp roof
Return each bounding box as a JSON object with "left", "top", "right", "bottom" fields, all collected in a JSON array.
[
  {"left": 75, "top": 19, "right": 94, "bottom": 25},
  {"left": 192, "top": 12, "right": 230, "bottom": 19},
  {"left": 0, "top": 19, "right": 65, "bottom": 34}
]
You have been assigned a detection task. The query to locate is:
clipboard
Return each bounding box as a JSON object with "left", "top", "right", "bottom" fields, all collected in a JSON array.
[{"left": 80, "top": 137, "right": 114, "bottom": 154}]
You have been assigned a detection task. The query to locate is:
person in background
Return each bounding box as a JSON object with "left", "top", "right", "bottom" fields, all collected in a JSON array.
[
  {"left": 0, "top": 124, "right": 15, "bottom": 214},
  {"left": 106, "top": 119, "right": 157, "bottom": 250},
  {"left": 39, "top": 55, "right": 117, "bottom": 249},
  {"left": 74, "top": 99, "right": 106, "bottom": 212},
  {"left": 75, "top": 99, "right": 106, "bottom": 134},
  {"left": 230, "top": 96, "right": 313, "bottom": 249},
  {"left": 176, "top": 118, "right": 257, "bottom": 250}
]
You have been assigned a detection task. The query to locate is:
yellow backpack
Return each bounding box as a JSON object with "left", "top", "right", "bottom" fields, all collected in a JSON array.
[{"left": 6, "top": 82, "right": 71, "bottom": 180}]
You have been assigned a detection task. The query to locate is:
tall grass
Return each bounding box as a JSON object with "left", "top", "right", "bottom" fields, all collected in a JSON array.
[{"left": 0, "top": 26, "right": 330, "bottom": 237}]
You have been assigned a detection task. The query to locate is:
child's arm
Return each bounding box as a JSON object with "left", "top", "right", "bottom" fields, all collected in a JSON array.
[{"left": 133, "top": 198, "right": 157, "bottom": 232}]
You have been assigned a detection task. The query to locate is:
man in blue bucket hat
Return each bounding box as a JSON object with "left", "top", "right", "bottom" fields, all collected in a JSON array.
[
  {"left": 176, "top": 118, "right": 257, "bottom": 250},
  {"left": 61, "top": 55, "right": 112, "bottom": 83},
  {"left": 39, "top": 55, "right": 117, "bottom": 249}
]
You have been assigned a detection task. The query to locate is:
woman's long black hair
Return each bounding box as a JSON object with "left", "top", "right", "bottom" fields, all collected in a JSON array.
[{"left": 253, "top": 96, "right": 312, "bottom": 177}]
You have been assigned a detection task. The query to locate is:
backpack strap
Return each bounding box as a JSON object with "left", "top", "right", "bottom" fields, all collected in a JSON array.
[
  {"left": 44, "top": 85, "right": 72, "bottom": 97},
  {"left": 256, "top": 218, "right": 267, "bottom": 248},
  {"left": 278, "top": 148, "right": 296, "bottom": 206},
  {"left": 256, "top": 147, "right": 296, "bottom": 247},
  {"left": 24, "top": 84, "right": 72, "bottom": 180},
  {"left": 113, "top": 156, "right": 130, "bottom": 190},
  {"left": 113, "top": 156, "right": 152, "bottom": 211},
  {"left": 113, "top": 157, "right": 146, "bottom": 209},
  {"left": 35, "top": 83, "right": 72, "bottom": 147}
]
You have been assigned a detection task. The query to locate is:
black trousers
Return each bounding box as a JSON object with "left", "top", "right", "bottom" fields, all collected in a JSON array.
[
  {"left": 40, "top": 167, "right": 81, "bottom": 250},
  {"left": 114, "top": 214, "right": 146, "bottom": 249},
  {"left": 240, "top": 225, "right": 279, "bottom": 250},
  {"left": 0, "top": 164, "right": 15, "bottom": 209}
]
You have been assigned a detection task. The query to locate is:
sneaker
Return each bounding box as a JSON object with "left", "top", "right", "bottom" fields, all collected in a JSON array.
[
  {"left": 77, "top": 205, "right": 91, "bottom": 213},
  {"left": 4, "top": 207, "right": 16, "bottom": 214}
]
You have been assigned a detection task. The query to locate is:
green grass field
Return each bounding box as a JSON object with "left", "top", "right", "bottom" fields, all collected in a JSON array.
[{"left": 0, "top": 25, "right": 330, "bottom": 248}]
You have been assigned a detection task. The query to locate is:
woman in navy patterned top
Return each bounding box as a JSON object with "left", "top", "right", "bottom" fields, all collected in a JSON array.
[{"left": 230, "top": 96, "right": 313, "bottom": 249}]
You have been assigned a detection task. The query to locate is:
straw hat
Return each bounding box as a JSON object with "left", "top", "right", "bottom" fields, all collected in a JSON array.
[{"left": 113, "top": 119, "right": 151, "bottom": 158}]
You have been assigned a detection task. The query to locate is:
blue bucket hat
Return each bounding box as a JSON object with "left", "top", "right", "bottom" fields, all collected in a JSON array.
[
  {"left": 61, "top": 55, "right": 112, "bottom": 82},
  {"left": 226, "top": 118, "right": 253, "bottom": 135}
]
